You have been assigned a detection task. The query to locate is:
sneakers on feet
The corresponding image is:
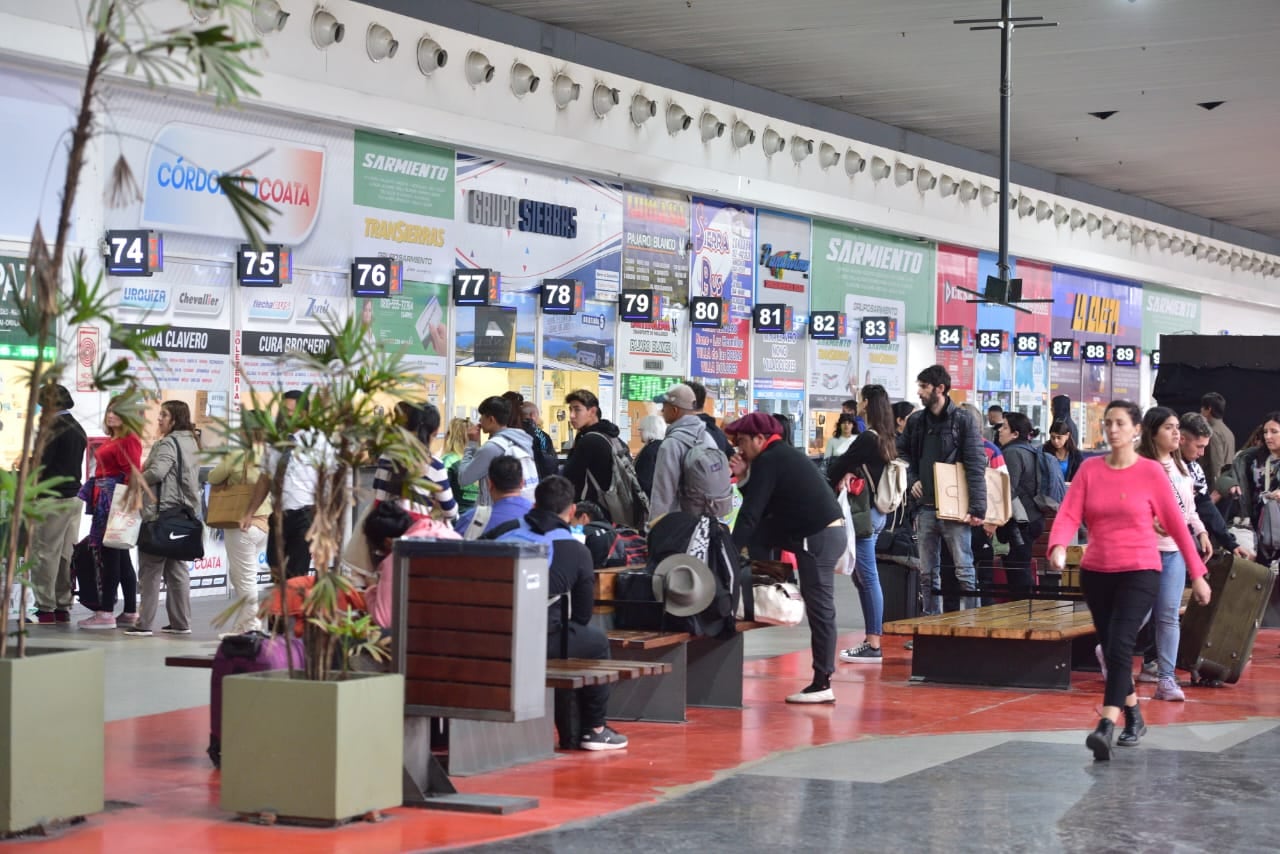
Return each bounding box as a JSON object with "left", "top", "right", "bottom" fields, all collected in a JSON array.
[
  {"left": 78, "top": 612, "right": 118, "bottom": 630},
  {"left": 123, "top": 626, "right": 153, "bottom": 637},
  {"left": 785, "top": 682, "right": 836, "bottom": 704},
  {"left": 116, "top": 612, "right": 139, "bottom": 628},
  {"left": 1094, "top": 644, "right": 1107, "bottom": 680},
  {"left": 839, "top": 642, "right": 883, "bottom": 663},
  {"left": 580, "top": 725, "right": 628, "bottom": 751},
  {"left": 34, "top": 611, "right": 58, "bottom": 625},
  {"left": 1154, "top": 676, "right": 1186, "bottom": 702},
  {"left": 1136, "top": 660, "right": 1160, "bottom": 683},
  {"left": 160, "top": 625, "right": 192, "bottom": 635}
]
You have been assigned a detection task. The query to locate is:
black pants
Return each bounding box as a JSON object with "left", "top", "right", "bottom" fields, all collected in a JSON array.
[
  {"left": 547, "top": 623, "right": 611, "bottom": 734},
  {"left": 1002, "top": 518, "right": 1044, "bottom": 597},
  {"left": 268, "top": 507, "right": 314, "bottom": 579},
  {"left": 787, "top": 525, "right": 843, "bottom": 679},
  {"left": 1081, "top": 568, "right": 1161, "bottom": 708},
  {"left": 94, "top": 545, "right": 136, "bottom": 613}
]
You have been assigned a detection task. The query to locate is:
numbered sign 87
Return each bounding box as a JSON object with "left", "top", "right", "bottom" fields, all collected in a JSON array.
[
  {"left": 1050, "top": 338, "right": 1075, "bottom": 361},
  {"left": 619, "top": 289, "right": 655, "bottom": 323},
  {"left": 689, "top": 296, "right": 723, "bottom": 329}
]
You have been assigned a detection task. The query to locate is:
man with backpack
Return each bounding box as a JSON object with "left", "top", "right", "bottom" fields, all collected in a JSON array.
[
  {"left": 562, "top": 388, "right": 648, "bottom": 528},
  {"left": 649, "top": 383, "right": 733, "bottom": 524},
  {"left": 993, "top": 411, "right": 1049, "bottom": 596},
  {"left": 497, "top": 476, "right": 629, "bottom": 751},
  {"left": 456, "top": 456, "right": 534, "bottom": 540},
  {"left": 456, "top": 396, "right": 539, "bottom": 507}
]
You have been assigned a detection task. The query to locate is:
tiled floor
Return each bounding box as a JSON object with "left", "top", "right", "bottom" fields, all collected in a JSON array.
[{"left": 11, "top": 589, "right": 1280, "bottom": 852}]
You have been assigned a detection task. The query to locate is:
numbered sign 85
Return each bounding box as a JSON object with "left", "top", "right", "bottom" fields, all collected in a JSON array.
[{"left": 976, "top": 329, "right": 1003, "bottom": 353}]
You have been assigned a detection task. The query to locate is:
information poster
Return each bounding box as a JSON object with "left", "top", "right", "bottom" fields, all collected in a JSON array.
[
  {"left": 689, "top": 199, "right": 753, "bottom": 421},
  {"left": 616, "top": 188, "right": 689, "bottom": 378},
  {"left": 237, "top": 270, "right": 348, "bottom": 404},
  {"left": 935, "top": 245, "right": 979, "bottom": 395},
  {"left": 1141, "top": 284, "right": 1200, "bottom": 359},
  {"left": 975, "top": 252, "right": 1014, "bottom": 394},
  {"left": 1012, "top": 258, "right": 1054, "bottom": 428},
  {"left": 752, "top": 212, "right": 810, "bottom": 402}
]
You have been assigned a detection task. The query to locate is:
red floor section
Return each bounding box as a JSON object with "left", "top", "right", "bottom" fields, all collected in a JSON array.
[{"left": 14, "top": 631, "right": 1280, "bottom": 852}]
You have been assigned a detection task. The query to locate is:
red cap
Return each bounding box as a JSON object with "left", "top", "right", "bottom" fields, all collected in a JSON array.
[{"left": 723, "top": 412, "right": 782, "bottom": 438}]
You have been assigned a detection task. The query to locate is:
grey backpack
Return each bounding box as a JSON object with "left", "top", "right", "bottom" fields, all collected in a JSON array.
[{"left": 669, "top": 425, "right": 734, "bottom": 520}]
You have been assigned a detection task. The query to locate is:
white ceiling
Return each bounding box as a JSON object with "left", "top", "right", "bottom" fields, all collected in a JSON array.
[{"left": 452, "top": 0, "right": 1280, "bottom": 243}]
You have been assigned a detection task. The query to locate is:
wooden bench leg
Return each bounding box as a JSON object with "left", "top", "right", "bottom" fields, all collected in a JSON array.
[
  {"left": 687, "top": 632, "right": 745, "bottom": 710},
  {"left": 401, "top": 715, "right": 539, "bottom": 814},
  {"left": 910, "top": 635, "right": 1073, "bottom": 690},
  {"left": 607, "top": 645, "right": 688, "bottom": 723}
]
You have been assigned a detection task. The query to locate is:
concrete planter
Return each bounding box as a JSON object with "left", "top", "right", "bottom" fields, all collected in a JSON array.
[
  {"left": 220, "top": 670, "right": 404, "bottom": 823},
  {"left": 0, "top": 647, "right": 105, "bottom": 835}
]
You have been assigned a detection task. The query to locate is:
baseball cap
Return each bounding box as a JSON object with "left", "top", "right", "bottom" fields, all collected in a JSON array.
[
  {"left": 652, "top": 383, "right": 697, "bottom": 411},
  {"left": 723, "top": 412, "right": 782, "bottom": 438}
]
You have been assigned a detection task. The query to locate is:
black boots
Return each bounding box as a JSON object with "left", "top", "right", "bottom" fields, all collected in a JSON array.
[
  {"left": 1117, "top": 702, "right": 1147, "bottom": 748},
  {"left": 1086, "top": 718, "right": 1115, "bottom": 761}
]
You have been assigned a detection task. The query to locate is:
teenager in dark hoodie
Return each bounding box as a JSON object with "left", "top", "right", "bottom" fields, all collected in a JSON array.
[
  {"left": 1051, "top": 394, "right": 1080, "bottom": 449},
  {"left": 563, "top": 389, "right": 626, "bottom": 506}
]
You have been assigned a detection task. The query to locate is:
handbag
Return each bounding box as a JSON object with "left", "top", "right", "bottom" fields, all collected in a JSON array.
[
  {"left": 735, "top": 582, "right": 804, "bottom": 626},
  {"left": 101, "top": 482, "right": 142, "bottom": 549},
  {"left": 1258, "top": 462, "right": 1280, "bottom": 552},
  {"left": 138, "top": 437, "right": 205, "bottom": 561},
  {"left": 206, "top": 452, "right": 260, "bottom": 529},
  {"left": 834, "top": 490, "right": 858, "bottom": 576}
]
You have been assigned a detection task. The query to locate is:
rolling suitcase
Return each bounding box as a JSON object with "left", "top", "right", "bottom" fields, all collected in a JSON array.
[
  {"left": 1177, "top": 552, "right": 1278, "bottom": 684},
  {"left": 207, "top": 632, "right": 303, "bottom": 767}
]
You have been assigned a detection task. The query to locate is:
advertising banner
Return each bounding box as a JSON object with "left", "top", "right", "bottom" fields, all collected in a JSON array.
[
  {"left": 0, "top": 255, "right": 51, "bottom": 359},
  {"left": 935, "top": 245, "right": 979, "bottom": 392},
  {"left": 975, "top": 252, "right": 1014, "bottom": 394},
  {"left": 1012, "top": 258, "right": 1054, "bottom": 425},
  {"left": 1141, "top": 284, "right": 1200, "bottom": 354},
  {"left": 689, "top": 198, "right": 753, "bottom": 381},
  {"left": 238, "top": 270, "right": 348, "bottom": 400},
  {"left": 752, "top": 212, "right": 810, "bottom": 400},
  {"left": 616, "top": 188, "right": 690, "bottom": 379}
]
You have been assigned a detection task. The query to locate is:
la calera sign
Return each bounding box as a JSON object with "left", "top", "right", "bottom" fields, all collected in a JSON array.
[{"left": 141, "top": 123, "right": 326, "bottom": 244}]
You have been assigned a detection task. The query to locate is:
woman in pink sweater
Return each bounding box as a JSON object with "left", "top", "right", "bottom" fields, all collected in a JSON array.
[{"left": 1049, "top": 400, "right": 1211, "bottom": 761}]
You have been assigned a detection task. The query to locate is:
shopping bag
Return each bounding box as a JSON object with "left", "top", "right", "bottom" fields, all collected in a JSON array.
[
  {"left": 736, "top": 582, "right": 805, "bottom": 626},
  {"left": 102, "top": 483, "right": 142, "bottom": 550},
  {"left": 834, "top": 490, "right": 857, "bottom": 576},
  {"left": 933, "top": 462, "right": 1011, "bottom": 526},
  {"left": 206, "top": 483, "right": 258, "bottom": 529}
]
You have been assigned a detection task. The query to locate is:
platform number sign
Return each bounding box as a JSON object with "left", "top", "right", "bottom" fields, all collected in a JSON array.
[
  {"left": 1050, "top": 339, "right": 1076, "bottom": 361},
  {"left": 860, "top": 316, "right": 892, "bottom": 344},
  {"left": 452, "top": 268, "right": 498, "bottom": 306},
  {"left": 104, "top": 230, "right": 163, "bottom": 277},
  {"left": 619, "top": 289, "right": 656, "bottom": 323},
  {"left": 809, "top": 310, "right": 844, "bottom": 340},
  {"left": 1151, "top": 349, "right": 1161, "bottom": 369},
  {"left": 350, "top": 257, "right": 402, "bottom": 297},
  {"left": 1013, "top": 333, "right": 1041, "bottom": 356},
  {"left": 237, "top": 244, "right": 290, "bottom": 287},
  {"left": 689, "top": 296, "right": 724, "bottom": 329},
  {"left": 976, "top": 329, "right": 1004, "bottom": 354},
  {"left": 753, "top": 303, "right": 789, "bottom": 334},
  {"left": 935, "top": 325, "right": 964, "bottom": 351},
  {"left": 540, "top": 279, "right": 582, "bottom": 315},
  {"left": 1112, "top": 344, "right": 1140, "bottom": 367},
  {"left": 1082, "top": 341, "right": 1108, "bottom": 363}
]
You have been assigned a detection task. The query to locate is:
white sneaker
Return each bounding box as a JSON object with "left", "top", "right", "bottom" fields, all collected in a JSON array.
[{"left": 785, "top": 684, "right": 835, "bottom": 704}]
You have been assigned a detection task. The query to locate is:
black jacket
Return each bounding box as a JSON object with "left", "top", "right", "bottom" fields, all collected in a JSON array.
[
  {"left": 902, "top": 397, "right": 987, "bottom": 518},
  {"left": 40, "top": 412, "right": 87, "bottom": 498},
  {"left": 563, "top": 420, "right": 624, "bottom": 503},
  {"left": 827, "top": 430, "right": 891, "bottom": 490},
  {"left": 1051, "top": 395, "right": 1080, "bottom": 450},
  {"left": 634, "top": 439, "right": 661, "bottom": 496},
  {"left": 734, "top": 439, "right": 841, "bottom": 552},
  {"left": 1001, "top": 440, "right": 1043, "bottom": 524},
  {"left": 522, "top": 507, "right": 595, "bottom": 633},
  {"left": 697, "top": 412, "right": 732, "bottom": 458}
]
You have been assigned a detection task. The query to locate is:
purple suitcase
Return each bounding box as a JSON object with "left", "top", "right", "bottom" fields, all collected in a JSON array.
[{"left": 208, "top": 632, "right": 303, "bottom": 767}]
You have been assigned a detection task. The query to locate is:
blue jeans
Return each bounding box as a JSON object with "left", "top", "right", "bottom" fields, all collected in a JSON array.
[
  {"left": 852, "top": 507, "right": 887, "bottom": 636},
  {"left": 1154, "top": 550, "right": 1187, "bottom": 680},
  {"left": 917, "top": 507, "right": 977, "bottom": 615}
]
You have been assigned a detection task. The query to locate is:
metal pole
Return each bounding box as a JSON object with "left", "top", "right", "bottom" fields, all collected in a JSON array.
[{"left": 998, "top": 0, "right": 1012, "bottom": 284}]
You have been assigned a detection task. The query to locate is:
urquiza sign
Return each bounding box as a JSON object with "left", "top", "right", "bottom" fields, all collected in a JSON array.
[
  {"left": 141, "top": 123, "right": 325, "bottom": 244},
  {"left": 465, "top": 190, "right": 578, "bottom": 238}
]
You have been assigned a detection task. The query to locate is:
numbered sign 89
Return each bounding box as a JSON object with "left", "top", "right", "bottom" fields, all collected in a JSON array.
[
  {"left": 619, "top": 289, "right": 656, "bottom": 323},
  {"left": 1013, "top": 332, "right": 1041, "bottom": 356},
  {"left": 351, "top": 257, "right": 402, "bottom": 297},
  {"left": 453, "top": 269, "right": 496, "bottom": 306},
  {"left": 237, "top": 244, "right": 289, "bottom": 287},
  {"left": 934, "top": 325, "right": 964, "bottom": 350},
  {"left": 976, "top": 329, "right": 1004, "bottom": 354},
  {"left": 540, "top": 279, "right": 580, "bottom": 315},
  {"left": 1112, "top": 344, "right": 1139, "bottom": 366},
  {"left": 860, "top": 316, "right": 892, "bottom": 344},
  {"left": 1150, "top": 349, "right": 1161, "bottom": 369},
  {"left": 809, "top": 310, "right": 843, "bottom": 340},
  {"left": 689, "top": 296, "right": 723, "bottom": 329},
  {"left": 1082, "top": 341, "right": 1108, "bottom": 363}
]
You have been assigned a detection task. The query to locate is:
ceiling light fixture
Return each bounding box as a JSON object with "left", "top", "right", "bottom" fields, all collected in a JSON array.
[
  {"left": 1156, "top": 232, "right": 1170, "bottom": 250},
  {"left": 1100, "top": 217, "right": 1116, "bottom": 237},
  {"left": 731, "top": 121, "right": 755, "bottom": 149},
  {"left": 818, "top": 142, "right": 841, "bottom": 170},
  {"left": 311, "top": 8, "right": 345, "bottom": 49},
  {"left": 551, "top": 74, "right": 580, "bottom": 109},
  {"left": 938, "top": 175, "right": 958, "bottom": 197},
  {"left": 893, "top": 162, "right": 914, "bottom": 187},
  {"left": 1035, "top": 200, "right": 1052, "bottom": 222},
  {"left": 1086, "top": 214, "right": 1101, "bottom": 233},
  {"left": 1115, "top": 221, "right": 1130, "bottom": 241},
  {"left": 1017, "top": 195, "right": 1034, "bottom": 218},
  {"left": 844, "top": 149, "right": 866, "bottom": 176},
  {"left": 916, "top": 167, "right": 937, "bottom": 192},
  {"left": 1143, "top": 230, "right": 1157, "bottom": 248},
  {"left": 762, "top": 127, "right": 785, "bottom": 156},
  {"left": 699, "top": 111, "right": 725, "bottom": 142},
  {"left": 630, "top": 94, "right": 655, "bottom": 127},
  {"left": 252, "top": 0, "right": 289, "bottom": 34},
  {"left": 1205, "top": 247, "right": 1220, "bottom": 262},
  {"left": 415, "top": 36, "right": 447, "bottom": 74},
  {"left": 365, "top": 23, "right": 398, "bottom": 62},
  {"left": 591, "top": 83, "right": 618, "bottom": 117},
  {"left": 665, "top": 103, "right": 691, "bottom": 135},
  {"left": 1249, "top": 257, "right": 1263, "bottom": 272},
  {"left": 979, "top": 185, "right": 997, "bottom": 207},
  {"left": 869, "top": 156, "right": 891, "bottom": 181},
  {"left": 1168, "top": 236, "right": 1183, "bottom": 253},
  {"left": 464, "top": 50, "right": 495, "bottom": 86},
  {"left": 1069, "top": 209, "right": 1086, "bottom": 230},
  {"left": 510, "top": 62, "right": 540, "bottom": 97},
  {"left": 1053, "top": 204, "right": 1069, "bottom": 226},
  {"left": 1131, "top": 226, "right": 1145, "bottom": 246},
  {"left": 958, "top": 179, "right": 979, "bottom": 202},
  {"left": 790, "top": 136, "right": 814, "bottom": 163}
]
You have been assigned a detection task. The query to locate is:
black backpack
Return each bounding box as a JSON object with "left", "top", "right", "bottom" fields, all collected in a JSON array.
[{"left": 524, "top": 422, "right": 560, "bottom": 479}]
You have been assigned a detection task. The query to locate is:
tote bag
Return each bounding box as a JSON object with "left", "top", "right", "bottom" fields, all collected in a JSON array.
[
  {"left": 102, "top": 483, "right": 142, "bottom": 550},
  {"left": 207, "top": 454, "right": 259, "bottom": 529}
]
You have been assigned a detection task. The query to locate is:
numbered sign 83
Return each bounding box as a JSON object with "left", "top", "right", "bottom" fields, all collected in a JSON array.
[{"left": 860, "top": 316, "right": 892, "bottom": 343}]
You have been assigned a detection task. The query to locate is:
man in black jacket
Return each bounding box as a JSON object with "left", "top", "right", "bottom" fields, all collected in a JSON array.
[
  {"left": 30, "top": 385, "right": 87, "bottom": 624},
  {"left": 562, "top": 388, "right": 624, "bottom": 505},
  {"left": 902, "top": 365, "right": 987, "bottom": 614},
  {"left": 725, "top": 411, "right": 843, "bottom": 705}
]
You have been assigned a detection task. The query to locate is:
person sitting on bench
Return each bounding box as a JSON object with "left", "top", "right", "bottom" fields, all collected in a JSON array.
[{"left": 498, "top": 476, "right": 629, "bottom": 751}]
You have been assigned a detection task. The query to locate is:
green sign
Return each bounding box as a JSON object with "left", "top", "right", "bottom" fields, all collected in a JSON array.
[
  {"left": 359, "top": 280, "right": 450, "bottom": 358},
  {"left": 0, "top": 257, "right": 45, "bottom": 360},
  {"left": 809, "top": 222, "right": 936, "bottom": 332},
  {"left": 620, "top": 373, "right": 683, "bottom": 402},
  {"left": 353, "top": 130, "right": 454, "bottom": 219},
  {"left": 1141, "top": 283, "right": 1200, "bottom": 352}
]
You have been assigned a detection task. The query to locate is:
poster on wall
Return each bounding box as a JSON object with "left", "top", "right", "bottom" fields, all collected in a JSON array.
[
  {"left": 688, "top": 198, "right": 753, "bottom": 418},
  {"left": 808, "top": 221, "right": 933, "bottom": 408},
  {"left": 1141, "top": 284, "right": 1200, "bottom": 359},
  {"left": 237, "top": 270, "right": 348, "bottom": 403},
  {"left": 753, "top": 212, "right": 810, "bottom": 402},
  {"left": 1012, "top": 259, "right": 1054, "bottom": 426},
  {"left": 0, "top": 256, "right": 53, "bottom": 466},
  {"left": 975, "top": 252, "right": 1014, "bottom": 395},
  {"left": 935, "top": 245, "right": 979, "bottom": 395},
  {"left": 616, "top": 188, "right": 690, "bottom": 379},
  {"left": 453, "top": 154, "right": 621, "bottom": 372}
]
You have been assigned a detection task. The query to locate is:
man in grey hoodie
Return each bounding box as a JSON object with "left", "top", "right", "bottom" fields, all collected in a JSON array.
[
  {"left": 457, "top": 396, "right": 538, "bottom": 505},
  {"left": 649, "top": 383, "right": 730, "bottom": 520}
]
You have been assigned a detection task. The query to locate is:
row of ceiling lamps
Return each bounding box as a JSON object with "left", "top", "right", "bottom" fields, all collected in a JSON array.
[{"left": 244, "top": 2, "right": 1279, "bottom": 278}]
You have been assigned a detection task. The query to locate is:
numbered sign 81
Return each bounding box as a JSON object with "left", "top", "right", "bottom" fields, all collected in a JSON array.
[
  {"left": 753, "top": 303, "right": 788, "bottom": 333},
  {"left": 689, "top": 296, "right": 723, "bottom": 329},
  {"left": 619, "top": 289, "right": 656, "bottom": 323}
]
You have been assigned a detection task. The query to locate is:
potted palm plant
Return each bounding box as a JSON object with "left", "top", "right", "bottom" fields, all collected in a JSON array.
[{"left": 0, "top": 0, "right": 266, "bottom": 836}]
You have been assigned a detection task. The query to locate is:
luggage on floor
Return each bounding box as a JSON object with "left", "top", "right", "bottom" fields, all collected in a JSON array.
[
  {"left": 72, "top": 539, "right": 99, "bottom": 611},
  {"left": 1177, "top": 552, "right": 1278, "bottom": 684},
  {"left": 208, "top": 632, "right": 303, "bottom": 767},
  {"left": 879, "top": 557, "right": 921, "bottom": 624}
]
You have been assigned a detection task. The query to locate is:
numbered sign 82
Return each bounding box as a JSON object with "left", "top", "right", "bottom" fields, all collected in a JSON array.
[
  {"left": 860, "top": 315, "right": 892, "bottom": 343},
  {"left": 237, "top": 244, "right": 287, "bottom": 287},
  {"left": 619, "top": 289, "right": 655, "bottom": 323},
  {"left": 540, "top": 279, "right": 580, "bottom": 315},
  {"left": 976, "top": 329, "right": 1003, "bottom": 354},
  {"left": 934, "top": 325, "right": 964, "bottom": 350},
  {"left": 1013, "top": 332, "right": 1041, "bottom": 356},
  {"left": 689, "top": 296, "right": 723, "bottom": 329},
  {"left": 809, "top": 310, "right": 843, "bottom": 340},
  {"left": 1082, "top": 341, "right": 1108, "bottom": 363},
  {"left": 753, "top": 303, "right": 787, "bottom": 333},
  {"left": 1112, "top": 344, "right": 1139, "bottom": 366}
]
